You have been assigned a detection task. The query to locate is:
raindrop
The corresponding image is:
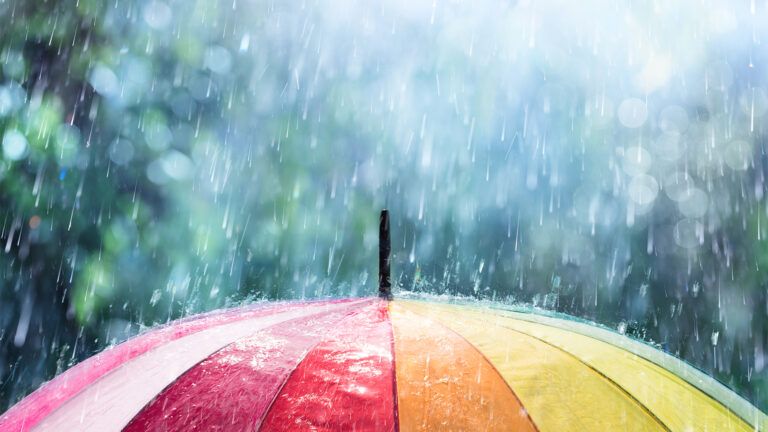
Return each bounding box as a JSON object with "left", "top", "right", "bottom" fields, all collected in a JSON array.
[
  {"left": 162, "top": 150, "right": 194, "bottom": 181},
  {"left": 0, "top": 82, "right": 25, "bottom": 117},
  {"left": 636, "top": 55, "right": 672, "bottom": 92},
  {"left": 149, "top": 289, "right": 162, "bottom": 306},
  {"left": 623, "top": 146, "right": 653, "bottom": 176},
  {"left": 740, "top": 87, "right": 768, "bottom": 118},
  {"left": 663, "top": 172, "right": 695, "bottom": 201},
  {"left": 146, "top": 160, "right": 168, "bottom": 185},
  {"left": 2, "top": 129, "right": 28, "bottom": 161},
  {"left": 1, "top": 50, "right": 26, "bottom": 79},
  {"left": 143, "top": 1, "right": 172, "bottom": 30},
  {"left": 723, "top": 140, "right": 752, "bottom": 171},
  {"left": 109, "top": 138, "right": 135, "bottom": 165},
  {"left": 617, "top": 98, "right": 648, "bottom": 128},
  {"left": 187, "top": 72, "right": 216, "bottom": 101},
  {"left": 89, "top": 64, "right": 119, "bottom": 97},
  {"left": 119, "top": 56, "right": 153, "bottom": 104},
  {"left": 239, "top": 34, "right": 251, "bottom": 52},
  {"left": 628, "top": 174, "right": 659, "bottom": 205},
  {"left": 674, "top": 218, "right": 702, "bottom": 249},
  {"left": 54, "top": 125, "right": 81, "bottom": 166},
  {"left": 677, "top": 188, "right": 709, "bottom": 218},
  {"left": 144, "top": 123, "right": 173, "bottom": 151},
  {"left": 205, "top": 46, "right": 233, "bottom": 75},
  {"left": 170, "top": 91, "right": 196, "bottom": 119}
]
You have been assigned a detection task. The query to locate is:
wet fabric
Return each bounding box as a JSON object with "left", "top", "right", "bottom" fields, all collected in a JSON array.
[
  {"left": 260, "top": 301, "right": 396, "bottom": 431},
  {"left": 1, "top": 298, "right": 762, "bottom": 432},
  {"left": 389, "top": 302, "right": 538, "bottom": 431},
  {"left": 397, "top": 301, "right": 762, "bottom": 432},
  {"left": 0, "top": 299, "right": 351, "bottom": 432},
  {"left": 124, "top": 303, "right": 371, "bottom": 431}
]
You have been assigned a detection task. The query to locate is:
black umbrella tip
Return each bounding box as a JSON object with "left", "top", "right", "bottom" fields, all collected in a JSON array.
[{"left": 379, "top": 209, "right": 392, "bottom": 299}]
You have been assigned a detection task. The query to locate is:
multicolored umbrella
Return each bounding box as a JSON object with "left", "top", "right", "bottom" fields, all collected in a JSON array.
[
  {"left": 2, "top": 213, "right": 766, "bottom": 431},
  {"left": 1, "top": 296, "right": 766, "bottom": 432}
]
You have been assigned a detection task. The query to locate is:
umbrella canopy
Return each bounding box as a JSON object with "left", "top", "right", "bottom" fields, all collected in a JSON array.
[{"left": 1, "top": 297, "right": 765, "bottom": 431}]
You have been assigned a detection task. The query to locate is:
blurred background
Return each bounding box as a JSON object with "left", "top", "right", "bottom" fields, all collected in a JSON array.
[{"left": 3, "top": 0, "right": 768, "bottom": 412}]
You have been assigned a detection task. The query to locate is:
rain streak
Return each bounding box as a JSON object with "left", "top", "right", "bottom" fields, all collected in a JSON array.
[{"left": 1, "top": 0, "right": 768, "bottom": 417}]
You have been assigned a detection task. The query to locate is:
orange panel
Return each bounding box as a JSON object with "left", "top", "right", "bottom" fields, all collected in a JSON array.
[{"left": 389, "top": 302, "right": 538, "bottom": 432}]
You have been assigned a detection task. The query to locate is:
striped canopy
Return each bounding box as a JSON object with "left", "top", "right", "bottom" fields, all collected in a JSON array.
[{"left": 1, "top": 297, "right": 765, "bottom": 431}]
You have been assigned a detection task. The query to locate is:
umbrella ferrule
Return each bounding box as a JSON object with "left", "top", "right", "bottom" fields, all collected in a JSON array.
[{"left": 379, "top": 209, "right": 391, "bottom": 299}]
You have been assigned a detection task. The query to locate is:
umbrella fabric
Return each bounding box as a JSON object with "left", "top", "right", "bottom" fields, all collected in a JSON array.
[
  {"left": 0, "top": 299, "right": 348, "bottom": 432},
  {"left": 1, "top": 298, "right": 765, "bottom": 432}
]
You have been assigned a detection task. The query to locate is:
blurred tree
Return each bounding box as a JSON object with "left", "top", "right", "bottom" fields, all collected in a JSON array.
[{"left": 2, "top": 0, "right": 768, "bottom": 414}]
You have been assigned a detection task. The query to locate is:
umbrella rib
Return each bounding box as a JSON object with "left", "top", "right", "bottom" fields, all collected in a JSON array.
[
  {"left": 0, "top": 300, "right": 328, "bottom": 432},
  {"left": 253, "top": 302, "right": 374, "bottom": 430},
  {"left": 478, "top": 316, "right": 673, "bottom": 432},
  {"left": 398, "top": 305, "right": 542, "bottom": 432},
  {"left": 120, "top": 299, "right": 373, "bottom": 432},
  {"left": 488, "top": 306, "right": 765, "bottom": 430},
  {"left": 386, "top": 303, "right": 400, "bottom": 432}
]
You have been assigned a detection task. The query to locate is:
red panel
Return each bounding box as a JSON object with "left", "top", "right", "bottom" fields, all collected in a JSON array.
[
  {"left": 0, "top": 298, "right": 353, "bottom": 432},
  {"left": 259, "top": 300, "right": 396, "bottom": 432},
  {"left": 123, "top": 300, "right": 373, "bottom": 431}
]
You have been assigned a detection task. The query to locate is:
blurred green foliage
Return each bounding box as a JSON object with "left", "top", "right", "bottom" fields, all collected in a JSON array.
[
  {"left": 2, "top": 0, "right": 768, "bottom": 415},
  {"left": 0, "top": 0, "right": 379, "bottom": 409}
]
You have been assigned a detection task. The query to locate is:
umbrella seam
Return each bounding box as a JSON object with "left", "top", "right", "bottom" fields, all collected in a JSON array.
[
  {"left": 253, "top": 298, "right": 378, "bottom": 431},
  {"left": 489, "top": 305, "right": 765, "bottom": 429},
  {"left": 0, "top": 298, "right": 356, "bottom": 432},
  {"left": 408, "top": 296, "right": 766, "bottom": 428},
  {"left": 496, "top": 323, "right": 672, "bottom": 432},
  {"left": 395, "top": 303, "right": 542, "bottom": 432},
  {"left": 386, "top": 301, "right": 400, "bottom": 432},
  {"left": 432, "top": 308, "right": 673, "bottom": 432},
  {"left": 120, "top": 298, "right": 373, "bottom": 431}
]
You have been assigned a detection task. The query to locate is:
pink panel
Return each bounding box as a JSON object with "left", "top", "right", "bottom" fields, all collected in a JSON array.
[
  {"left": 123, "top": 299, "right": 374, "bottom": 431},
  {"left": 259, "top": 300, "right": 396, "bottom": 432},
  {"left": 0, "top": 298, "right": 353, "bottom": 432}
]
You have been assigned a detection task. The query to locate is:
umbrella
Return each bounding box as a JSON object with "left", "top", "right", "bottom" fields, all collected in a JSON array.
[
  {"left": 2, "top": 298, "right": 766, "bottom": 431},
  {"left": 1, "top": 211, "right": 765, "bottom": 431}
]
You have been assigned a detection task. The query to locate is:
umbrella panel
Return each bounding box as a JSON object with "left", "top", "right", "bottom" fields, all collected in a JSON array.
[
  {"left": 1, "top": 298, "right": 764, "bottom": 432},
  {"left": 260, "top": 301, "right": 396, "bottom": 431},
  {"left": 124, "top": 302, "right": 371, "bottom": 431}
]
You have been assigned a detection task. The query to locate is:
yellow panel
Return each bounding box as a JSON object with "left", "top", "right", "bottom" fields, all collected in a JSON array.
[
  {"left": 399, "top": 300, "right": 755, "bottom": 432},
  {"left": 493, "top": 307, "right": 767, "bottom": 429},
  {"left": 388, "top": 303, "right": 538, "bottom": 432},
  {"left": 397, "top": 300, "right": 666, "bottom": 432}
]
